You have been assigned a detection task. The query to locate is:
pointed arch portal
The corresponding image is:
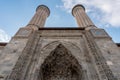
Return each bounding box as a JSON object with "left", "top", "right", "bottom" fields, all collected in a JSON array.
[{"left": 38, "top": 44, "right": 83, "bottom": 80}]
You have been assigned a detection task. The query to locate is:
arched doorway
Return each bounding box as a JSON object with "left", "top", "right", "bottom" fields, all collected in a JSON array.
[{"left": 38, "top": 44, "right": 83, "bottom": 80}]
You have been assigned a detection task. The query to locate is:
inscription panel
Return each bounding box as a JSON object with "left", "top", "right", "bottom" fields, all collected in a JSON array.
[
  {"left": 15, "top": 28, "right": 32, "bottom": 37},
  {"left": 90, "top": 29, "right": 109, "bottom": 38},
  {"left": 38, "top": 30, "right": 84, "bottom": 37}
]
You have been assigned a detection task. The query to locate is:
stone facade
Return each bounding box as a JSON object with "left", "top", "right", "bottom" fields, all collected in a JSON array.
[
  {"left": 0, "top": 4, "right": 120, "bottom": 80},
  {"left": 117, "top": 44, "right": 120, "bottom": 50},
  {"left": 0, "top": 43, "right": 7, "bottom": 54}
]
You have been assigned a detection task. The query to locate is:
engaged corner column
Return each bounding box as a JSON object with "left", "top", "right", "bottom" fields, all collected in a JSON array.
[
  {"left": 27, "top": 5, "right": 50, "bottom": 30},
  {"left": 72, "top": 4, "right": 96, "bottom": 29}
]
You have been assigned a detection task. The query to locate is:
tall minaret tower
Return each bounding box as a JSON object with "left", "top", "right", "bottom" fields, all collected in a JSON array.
[
  {"left": 0, "top": 5, "right": 50, "bottom": 80},
  {"left": 27, "top": 5, "right": 50, "bottom": 30},
  {"left": 72, "top": 4, "right": 96, "bottom": 29},
  {"left": 72, "top": 4, "right": 120, "bottom": 80}
]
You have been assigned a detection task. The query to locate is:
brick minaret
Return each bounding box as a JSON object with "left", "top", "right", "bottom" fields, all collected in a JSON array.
[
  {"left": 72, "top": 4, "right": 95, "bottom": 29},
  {"left": 27, "top": 5, "right": 50, "bottom": 29}
]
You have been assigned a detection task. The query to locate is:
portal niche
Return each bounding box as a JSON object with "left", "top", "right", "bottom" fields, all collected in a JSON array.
[{"left": 38, "top": 44, "right": 83, "bottom": 80}]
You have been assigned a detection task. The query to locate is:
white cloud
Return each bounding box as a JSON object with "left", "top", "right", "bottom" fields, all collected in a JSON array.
[
  {"left": 0, "top": 29, "right": 10, "bottom": 42},
  {"left": 59, "top": 0, "right": 120, "bottom": 27}
]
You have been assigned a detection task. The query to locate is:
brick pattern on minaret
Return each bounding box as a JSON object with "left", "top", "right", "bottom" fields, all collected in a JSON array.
[
  {"left": 72, "top": 4, "right": 94, "bottom": 28},
  {"left": 27, "top": 5, "right": 50, "bottom": 29}
]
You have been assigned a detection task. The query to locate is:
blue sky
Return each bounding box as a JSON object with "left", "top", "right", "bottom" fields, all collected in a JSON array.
[{"left": 0, "top": 0, "right": 120, "bottom": 43}]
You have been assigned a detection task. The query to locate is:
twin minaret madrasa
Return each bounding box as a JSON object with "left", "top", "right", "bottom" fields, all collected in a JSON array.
[
  {"left": 0, "top": 4, "right": 120, "bottom": 80},
  {"left": 26, "top": 4, "right": 95, "bottom": 29}
]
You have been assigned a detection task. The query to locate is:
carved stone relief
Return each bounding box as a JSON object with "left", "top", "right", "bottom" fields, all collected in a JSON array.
[{"left": 85, "top": 31, "right": 117, "bottom": 80}]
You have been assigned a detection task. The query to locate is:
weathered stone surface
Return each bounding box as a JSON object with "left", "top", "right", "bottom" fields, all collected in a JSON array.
[
  {"left": 0, "top": 47, "right": 4, "bottom": 54},
  {"left": 0, "top": 38, "right": 29, "bottom": 77},
  {"left": 0, "top": 4, "right": 120, "bottom": 80},
  {"left": 94, "top": 37, "right": 120, "bottom": 79},
  {"left": 0, "top": 43, "right": 7, "bottom": 55}
]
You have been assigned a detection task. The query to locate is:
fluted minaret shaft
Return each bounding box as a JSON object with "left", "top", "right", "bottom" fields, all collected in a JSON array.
[
  {"left": 27, "top": 5, "right": 50, "bottom": 29},
  {"left": 72, "top": 4, "right": 95, "bottom": 28}
]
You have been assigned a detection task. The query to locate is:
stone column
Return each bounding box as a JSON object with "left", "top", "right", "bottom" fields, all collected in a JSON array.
[
  {"left": 27, "top": 5, "right": 50, "bottom": 30},
  {"left": 72, "top": 4, "right": 95, "bottom": 29}
]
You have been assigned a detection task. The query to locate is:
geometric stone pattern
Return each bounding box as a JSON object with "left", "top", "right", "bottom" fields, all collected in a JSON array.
[
  {"left": 94, "top": 36, "right": 120, "bottom": 79},
  {"left": 85, "top": 31, "right": 118, "bottom": 80}
]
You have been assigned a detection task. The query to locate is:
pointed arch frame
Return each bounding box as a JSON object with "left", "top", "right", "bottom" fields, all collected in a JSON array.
[{"left": 35, "top": 41, "right": 86, "bottom": 80}]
